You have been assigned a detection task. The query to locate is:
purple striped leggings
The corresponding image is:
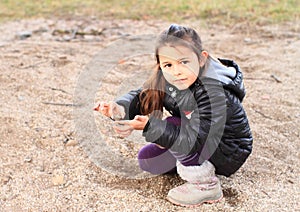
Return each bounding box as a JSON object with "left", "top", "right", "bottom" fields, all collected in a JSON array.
[{"left": 137, "top": 117, "right": 202, "bottom": 175}]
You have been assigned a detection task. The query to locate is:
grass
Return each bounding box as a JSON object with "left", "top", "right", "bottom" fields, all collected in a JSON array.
[{"left": 0, "top": 0, "right": 299, "bottom": 24}]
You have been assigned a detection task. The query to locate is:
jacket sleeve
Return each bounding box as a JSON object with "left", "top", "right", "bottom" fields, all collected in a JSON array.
[
  {"left": 115, "top": 88, "right": 142, "bottom": 120},
  {"left": 143, "top": 80, "right": 227, "bottom": 156}
]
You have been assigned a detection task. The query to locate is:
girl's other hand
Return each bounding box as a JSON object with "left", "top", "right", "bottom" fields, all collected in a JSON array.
[
  {"left": 116, "top": 115, "right": 149, "bottom": 131},
  {"left": 112, "top": 115, "right": 148, "bottom": 138},
  {"left": 94, "top": 101, "right": 125, "bottom": 120},
  {"left": 131, "top": 115, "right": 149, "bottom": 130},
  {"left": 113, "top": 122, "right": 134, "bottom": 138}
]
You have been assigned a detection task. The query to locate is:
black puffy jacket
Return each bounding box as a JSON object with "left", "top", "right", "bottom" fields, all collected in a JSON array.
[{"left": 116, "top": 58, "right": 253, "bottom": 177}]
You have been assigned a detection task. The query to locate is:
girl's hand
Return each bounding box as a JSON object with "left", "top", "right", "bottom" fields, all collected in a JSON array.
[
  {"left": 113, "top": 115, "right": 148, "bottom": 138},
  {"left": 130, "top": 115, "right": 149, "bottom": 130},
  {"left": 94, "top": 101, "right": 125, "bottom": 120},
  {"left": 116, "top": 115, "right": 149, "bottom": 131},
  {"left": 112, "top": 122, "right": 134, "bottom": 138}
]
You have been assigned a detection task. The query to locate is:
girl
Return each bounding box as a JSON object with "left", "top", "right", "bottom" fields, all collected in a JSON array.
[{"left": 96, "top": 24, "right": 253, "bottom": 207}]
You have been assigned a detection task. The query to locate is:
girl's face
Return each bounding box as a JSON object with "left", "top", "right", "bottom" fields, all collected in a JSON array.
[{"left": 158, "top": 45, "right": 201, "bottom": 90}]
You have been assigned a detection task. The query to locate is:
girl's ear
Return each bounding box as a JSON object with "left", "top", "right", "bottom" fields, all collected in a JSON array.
[
  {"left": 199, "top": 51, "right": 209, "bottom": 67},
  {"left": 201, "top": 51, "right": 209, "bottom": 58}
]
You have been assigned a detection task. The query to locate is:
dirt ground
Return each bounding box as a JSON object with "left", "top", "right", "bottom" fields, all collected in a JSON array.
[{"left": 0, "top": 17, "right": 299, "bottom": 211}]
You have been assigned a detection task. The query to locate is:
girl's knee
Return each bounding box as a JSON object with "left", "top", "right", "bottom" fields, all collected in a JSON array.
[
  {"left": 138, "top": 143, "right": 168, "bottom": 159},
  {"left": 138, "top": 158, "right": 152, "bottom": 173},
  {"left": 137, "top": 144, "right": 177, "bottom": 175}
]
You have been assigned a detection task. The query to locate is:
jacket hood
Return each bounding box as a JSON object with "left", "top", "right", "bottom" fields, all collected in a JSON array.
[
  {"left": 201, "top": 57, "right": 246, "bottom": 102},
  {"left": 201, "top": 57, "right": 236, "bottom": 84}
]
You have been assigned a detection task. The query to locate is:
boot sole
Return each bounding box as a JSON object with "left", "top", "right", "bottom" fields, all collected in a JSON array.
[{"left": 166, "top": 194, "right": 223, "bottom": 208}]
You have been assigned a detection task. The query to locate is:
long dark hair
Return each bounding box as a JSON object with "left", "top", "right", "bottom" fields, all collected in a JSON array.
[{"left": 139, "top": 24, "right": 204, "bottom": 117}]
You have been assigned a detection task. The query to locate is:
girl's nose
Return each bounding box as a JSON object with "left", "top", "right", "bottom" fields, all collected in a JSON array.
[{"left": 173, "top": 64, "right": 181, "bottom": 76}]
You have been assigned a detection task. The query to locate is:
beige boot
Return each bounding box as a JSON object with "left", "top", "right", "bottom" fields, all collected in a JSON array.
[{"left": 167, "top": 161, "right": 223, "bottom": 207}]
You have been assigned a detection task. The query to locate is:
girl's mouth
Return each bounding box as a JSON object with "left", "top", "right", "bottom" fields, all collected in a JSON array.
[{"left": 174, "top": 78, "right": 187, "bottom": 83}]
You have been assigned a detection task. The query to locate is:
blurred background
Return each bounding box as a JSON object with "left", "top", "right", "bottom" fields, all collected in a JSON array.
[{"left": 1, "top": 0, "right": 299, "bottom": 25}]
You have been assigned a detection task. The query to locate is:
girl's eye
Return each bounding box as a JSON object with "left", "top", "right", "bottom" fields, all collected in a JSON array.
[
  {"left": 164, "top": 64, "right": 172, "bottom": 68},
  {"left": 181, "top": 60, "right": 189, "bottom": 65}
]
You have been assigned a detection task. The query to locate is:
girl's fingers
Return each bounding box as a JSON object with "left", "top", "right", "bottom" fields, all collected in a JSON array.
[
  {"left": 94, "top": 102, "right": 125, "bottom": 120},
  {"left": 113, "top": 127, "right": 133, "bottom": 137},
  {"left": 93, "top": 104, "right": 100, "bottom": 111},
  {"left": 107, "top": 102, "right": 113, "bottom": 119},
  {"left": 117, "top": 131, "right": 132, "bottom": 137},
  {"left": 100, "top": 102, "right": 109, "bottom": 111},
  {"left": 113, "top": 122, "right": 132, "bottom": 131},
  {"left": 94, "top": 102, "right": 111, "bottom": 116},
  {"left": 109, "top": 101, "right": 120, "bottom": 120}
]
